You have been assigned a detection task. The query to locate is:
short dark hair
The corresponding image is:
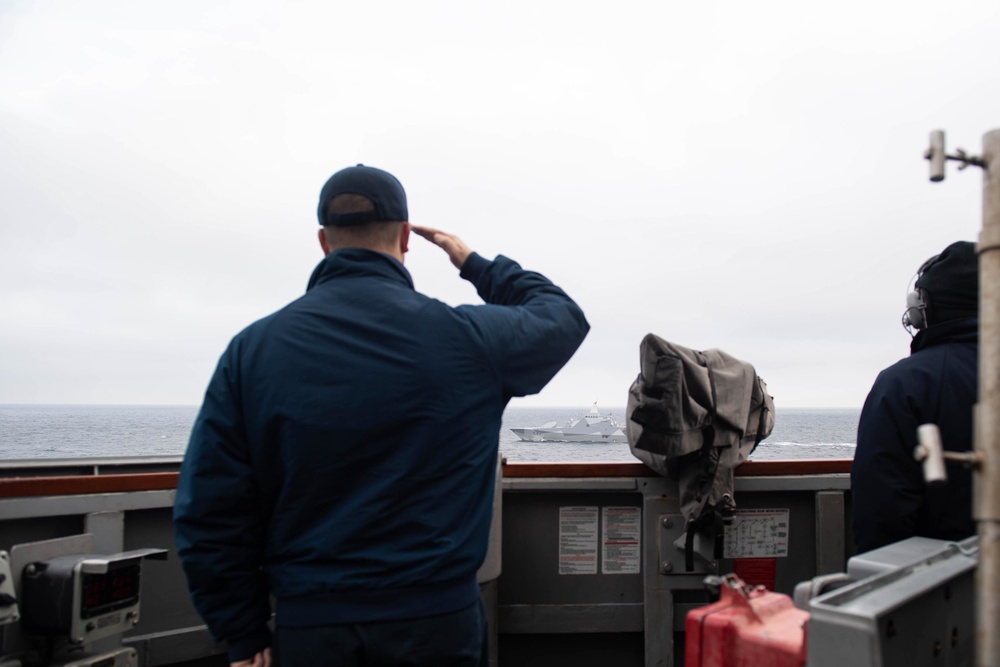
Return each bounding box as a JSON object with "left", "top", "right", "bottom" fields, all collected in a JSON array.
[
  {"left": 327, "top": 194, "right": 376, "bottom": 216},
  {"left": 323, "top": 195, "right": 405, "bottom": 248}
]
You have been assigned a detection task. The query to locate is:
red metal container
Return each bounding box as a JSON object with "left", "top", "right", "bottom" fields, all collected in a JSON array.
[{"left": 686, "top": 574, "right": 809, "bottom": 667}]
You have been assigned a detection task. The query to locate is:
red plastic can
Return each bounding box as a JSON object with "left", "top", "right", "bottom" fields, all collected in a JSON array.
[{"left": 686, "top": 574, "right": 809, "bottom": 667}]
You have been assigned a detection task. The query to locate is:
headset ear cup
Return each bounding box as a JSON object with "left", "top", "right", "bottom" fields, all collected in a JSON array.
[{"left": 904, "top": 289, "right": 928, "bottom": 329}]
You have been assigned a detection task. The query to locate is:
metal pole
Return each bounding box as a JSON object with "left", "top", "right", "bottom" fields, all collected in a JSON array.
[
  {"left": 929, "top": 130, "right": 946, "bottom": 182},
  {"left": 975, "top": 129, "right": 1000, "bottom": 667}
]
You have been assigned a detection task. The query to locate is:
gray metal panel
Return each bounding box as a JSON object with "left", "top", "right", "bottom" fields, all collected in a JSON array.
[
  {"left": 672, "top": 603, "right": 701, "bottom": 632},
  {"left": 658, "top": 513, "right": 711, "bottom": 576},
  {"left": 498, "top": 631, "right": 645, "bottom": 667},
  {"left": 0, "top": 456, "right": 184, "bottom": 477},
  {"left": 0, "top": 491, "right": 176, "bottom": 520},
  {"left": 499, "top": 491, "right": 643, "bottom": 607},
  {"left": 0, "top": 457, "right": 183, "bottom": 477},
  {"left": 56, "top": 647, "right": 138, "bottom": 667},
  {"left": 85, "top": 511, "right": 125, "bottom": 555},
  {"left": 9, "top": 534, "right": 96, "bottom": 598},
  {"left": 717, "top": 490, "right": 819, "bottom": 595},
  {"left": 477, "top": 455, "right": 503, "bottom": 583},
  {"left": 124, "top": 625, "right": 225, "bottom": 667},
  {"left": 500, "top": 603, "right": 643, "bottom": 634},
  {"left": 735, "top": 474, "right": 851, "bottom": 492},
  {"left": 640, "top": 477, "right": 680, "bottom": 667},
  {"left": 503, "top": 478, "right": 639, "bottom": 492},
  {"left": 121, "top": 508, "right": 203, "bottom": 642},
  {"left": 816, "top": 491, "right": 846, "bottom": 575},
  {"left": 847, "top": 537, "right": 968, "bottom": 581},
  {"left": 480, "top": 580, "right": 499, "bottom": 667},
  {"left": 808, "top": 540, "right": 976, "bottom": 667}
]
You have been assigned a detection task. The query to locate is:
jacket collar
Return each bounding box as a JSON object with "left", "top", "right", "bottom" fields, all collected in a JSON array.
[
  {"left": 306, "top": 248, "right": 414, "bottom": 292},
  {"left": 911, "top": 316, "right": 978, "bottom": 354}
]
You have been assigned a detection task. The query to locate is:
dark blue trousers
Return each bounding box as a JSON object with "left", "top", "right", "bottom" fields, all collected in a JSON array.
[{"left": 273, "top": 600, "right": 487, "bottom": 667}]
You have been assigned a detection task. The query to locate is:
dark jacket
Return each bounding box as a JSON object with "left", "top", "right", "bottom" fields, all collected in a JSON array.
[
  {"left": 851, "top": 317, "right": 978, "bottom": 553},
  {"left": 173, "top": 249, "right": 588, "bottom": 661}
]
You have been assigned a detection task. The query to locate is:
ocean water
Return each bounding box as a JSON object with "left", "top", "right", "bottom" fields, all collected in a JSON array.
[
  {"left": 501, "top": 406, "right": 857, "bottom": 462},
  {"left": 0, "top": 404, "right": 858, "bottom": 462}
]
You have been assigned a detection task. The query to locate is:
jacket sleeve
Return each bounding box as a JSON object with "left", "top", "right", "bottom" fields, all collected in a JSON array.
[
  {"left": 458, "top": 252, "right": 589, "bottom": 397},
  {"left": 173, "top": 340, "right": 272, "bottom": 662},
  {"left": 850, "top": 369, "right": 926, "bottom": 553}
]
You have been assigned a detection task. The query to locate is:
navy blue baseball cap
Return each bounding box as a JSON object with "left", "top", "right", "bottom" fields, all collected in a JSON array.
[{"left": 317, "top": 164, "right": 408, "bottom": 227}]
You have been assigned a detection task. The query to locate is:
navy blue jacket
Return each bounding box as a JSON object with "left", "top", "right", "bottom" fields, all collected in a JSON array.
[
  {"left": 851, "top": 317, "right": 978, "bottom": 553},
  {"left": 173, "top": 249, "right": 588, "bottom": 661}
]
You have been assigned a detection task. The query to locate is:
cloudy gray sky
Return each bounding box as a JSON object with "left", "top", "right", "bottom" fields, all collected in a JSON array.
[{"left": 1, "top": 1, "right": 996, "bottom": 409}]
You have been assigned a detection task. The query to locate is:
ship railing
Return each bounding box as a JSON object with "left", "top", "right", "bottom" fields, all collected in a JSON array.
[{"left": 0, "top": 457, "right": 853, "bottom": 667}]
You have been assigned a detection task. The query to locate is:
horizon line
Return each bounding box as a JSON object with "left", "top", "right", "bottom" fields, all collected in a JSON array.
[{"left": 0, "top": 402, "right": 864, "bottom": 410}]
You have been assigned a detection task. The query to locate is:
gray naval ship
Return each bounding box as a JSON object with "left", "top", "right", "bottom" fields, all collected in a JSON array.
[{"left": 509, "top": 403, "right": 627, "bottom": 443}]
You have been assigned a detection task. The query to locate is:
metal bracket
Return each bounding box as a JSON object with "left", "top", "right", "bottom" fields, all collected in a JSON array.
[
  {"left": 659, "top": 513, "right": 715, "bottom": 575},
  {"left": 914, "top": 423, "right": 982, "bottom": 487},
  {"left": 0, "top": 550, "right": 20, "bottom": 625},
  {"left": 925, "top": 129, "right": 986, "bottom": 181}
]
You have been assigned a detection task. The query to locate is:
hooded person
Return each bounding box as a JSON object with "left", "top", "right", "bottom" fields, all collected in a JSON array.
[{"left": 852, "top": 240, "right": 979, "bottom": 553}]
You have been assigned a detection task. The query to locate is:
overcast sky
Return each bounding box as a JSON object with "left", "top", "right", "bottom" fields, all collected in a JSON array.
[{"left": 1, "top": 1, "right": 997, "bottom": 409}]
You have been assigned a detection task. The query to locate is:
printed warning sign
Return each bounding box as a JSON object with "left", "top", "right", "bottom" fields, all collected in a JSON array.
[
  {"left": 602, "top": 506, "right": 641, "bottom": 574},
  {"left": 723, "top": 508, "right": 790, "bottom": 558},
  {"left": 559, "top": 506, "right": 598, "bottom": 574}
]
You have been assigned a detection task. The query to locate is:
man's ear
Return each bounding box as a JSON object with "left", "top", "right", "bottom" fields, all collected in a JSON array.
[
  {"left": 318, "top": 228, "right": 331, "bottom": 255},
  {"left": 400, "top": 222, "right": 411, "bottom": 255}
]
